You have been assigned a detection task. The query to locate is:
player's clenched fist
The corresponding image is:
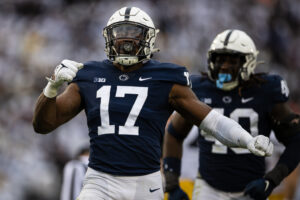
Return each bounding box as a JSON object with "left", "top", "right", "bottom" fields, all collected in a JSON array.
[
  {"left": 43, "top": 59, "right": 84, "bottom": 98},
  {"left": 247, "top": 135, "right": 273, "bottom": 156}
]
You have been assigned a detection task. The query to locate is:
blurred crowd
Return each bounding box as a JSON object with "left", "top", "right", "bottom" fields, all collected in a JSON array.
[{"left": 0, "top": 0, "right": 299, "bottom": 199}]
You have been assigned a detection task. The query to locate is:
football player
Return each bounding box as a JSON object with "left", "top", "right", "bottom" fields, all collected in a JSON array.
[
  {"left": 32, "top": 7, "right": 273, "bottom": 200},
  {"left": 163, "top": 29, "right": 300, "bottom": 200}
]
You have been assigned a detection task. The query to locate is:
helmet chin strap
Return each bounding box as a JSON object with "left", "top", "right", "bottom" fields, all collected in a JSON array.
[{"left": 216, "top": 73, "right": 239, "bottom": 91}]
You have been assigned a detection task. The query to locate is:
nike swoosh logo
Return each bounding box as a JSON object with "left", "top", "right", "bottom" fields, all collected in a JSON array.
[
  {"left": 241, "top": 97, "right": 254, "bottom": 103},
  {"left": 264, "top": 180, "right": 270, "bottom": 191},
  {"left": 149, "top": 188, "right": 160, "bottom": 193},
  {"left": 139, "top": 77, "right": 152, "bottom": 81}
]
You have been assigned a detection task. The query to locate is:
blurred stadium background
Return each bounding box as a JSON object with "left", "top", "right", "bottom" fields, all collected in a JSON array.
[{"left": 0, "top": 0, "right": 299, "bottom": 199}]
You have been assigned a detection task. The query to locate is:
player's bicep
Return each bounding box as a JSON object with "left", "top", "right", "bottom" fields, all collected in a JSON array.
[
  {"left": 271, "top": 102, "right": 293, "bottom": 121},
  {"left": 56, "top": 83, "right": 83, "bottom": 125},
  {"left": 165, "top": 112, "right": 194, "bottom": 143},
  {"left": 271, "top": 102, "right": 300, "bottom": 145},
  {"left": 169, "top": 83, "right": 211, "bottom": 126},
  {"left": 170, "top": 112, "right": 193, "bottom": 136},
  {"left": 163, "top": 113, "right": 193, "bottom": 158}
]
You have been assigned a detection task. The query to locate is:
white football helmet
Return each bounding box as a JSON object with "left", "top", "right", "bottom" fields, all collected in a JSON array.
[
  {"left": 103, "top": 7, "right": 159, "bottom": 66},
  {"left": 207, "top": 29, "right": 259, "bottom": 90}
]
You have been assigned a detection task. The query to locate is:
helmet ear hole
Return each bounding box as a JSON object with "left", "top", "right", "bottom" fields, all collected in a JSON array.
[
  {"left": 209, "top": 53, "right": 217, "bottom": 64},
  {"left": 240, "top": 56, "right": 246, "bottom": 65}
]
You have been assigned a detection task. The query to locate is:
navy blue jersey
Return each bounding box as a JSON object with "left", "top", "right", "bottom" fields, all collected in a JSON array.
[
  {"left": 191, "top": 74, "right": 289, "bottom": 192},
  {"left": 72, "top": 59, "right": 189, "bottom": 176}
]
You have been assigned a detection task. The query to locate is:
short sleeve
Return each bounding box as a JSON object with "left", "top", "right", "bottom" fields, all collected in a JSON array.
[
  {"left": 268, "top": 75, "right": 289, "bottom": 103},
  {"left": 155, "top": 63, "right": 191, "bottom": 87}
]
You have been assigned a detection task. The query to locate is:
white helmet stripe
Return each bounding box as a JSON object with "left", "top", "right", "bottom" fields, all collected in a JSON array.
[
  {"left": 124, "top": 7, "right": 132, "bottom": 20},
  {"left": 224, "top": 29, "right": 233, "bottom": 46}
]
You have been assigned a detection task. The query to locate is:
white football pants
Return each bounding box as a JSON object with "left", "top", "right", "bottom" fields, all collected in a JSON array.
[
  {"left": 192, "top": 178, "right": 262, "bottom": 200},
  {"left": 76, "top": 167, "right": 164, "bottom": 200}
]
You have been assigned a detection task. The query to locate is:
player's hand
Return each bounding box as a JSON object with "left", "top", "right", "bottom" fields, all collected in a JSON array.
[
  {"left": 168, "top": 186, "right": 189, "bottom": 200},
  {"left": 43, "top": 59, "right": 84, "bottom": 98},
  {"left": 244, "top": 178, "right": 276, "bottom": 200},
  {"left": 247, "top": 135, "right": 273, "bottom": 156},
  {"left": 48, "top": 59, "right": 84, "bottom": 87}
]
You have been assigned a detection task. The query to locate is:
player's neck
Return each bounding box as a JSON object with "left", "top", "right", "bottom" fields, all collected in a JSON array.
[{"left": 114, "top": 62, "right": 143, "bottom": 72}]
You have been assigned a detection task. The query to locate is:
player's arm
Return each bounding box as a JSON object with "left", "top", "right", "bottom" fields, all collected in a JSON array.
[
  {"left": 33, "top": 83, "right": 82, "bottom": 134},
  {"left": 162, "top": 113, "right": 193, "bottom": 199},
  {"left": 163, "top": 83, "right": 273, "bottom": 199},
  {"left": 168, "top": 83, "right": 273, "bottom": 152},
  {"left": 245, "top": 102, "right": 300, "bottom": 199},
  {"left": 163, "top": 113, "right": 193, "bottom": 159},
  {"left": 32, "top": 60, "right": 84, "bottom": 134},
  {"left": 163, "top": 84, "right": 209, "bottom": 198}
]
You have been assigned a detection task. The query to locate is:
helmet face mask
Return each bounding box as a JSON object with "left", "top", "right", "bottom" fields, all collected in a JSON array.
[
  {"left": 209, "top": 52, "right": 245, "bottom": 80},
  {"left": 207, "top": 29, "right": 258, "bottom": 90},
  {"left": 103, "top": 7, "right": 158, "bottom": 66}
]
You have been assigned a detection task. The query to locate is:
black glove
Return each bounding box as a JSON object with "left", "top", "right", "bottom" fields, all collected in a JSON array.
[
  {"left": 168, "top": 186, "right": 189, "bottom": 200},
  {"left": 244, "top": 178, "right": 276, "bottom": 200}
]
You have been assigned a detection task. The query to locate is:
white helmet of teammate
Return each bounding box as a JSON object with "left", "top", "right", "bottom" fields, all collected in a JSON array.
[
  {"left": 207, "top": 29, "right": 259, "bottom": 90},
  {"left": 103, "top": 7, "right": 159, "bottom": 66}
]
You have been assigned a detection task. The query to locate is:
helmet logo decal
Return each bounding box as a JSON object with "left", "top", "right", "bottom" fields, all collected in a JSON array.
[
  {"left": 123, "top": 42, "right": 133, "bottom": 53},
  {"left": 124, "top": 7, "right": 132, "bottom": 20},
  {"left": 224, "top": 30, "right": 233, "bottom": 46},
  {"left": 119, "top": 74, "right": 129, "bottom": 81}
]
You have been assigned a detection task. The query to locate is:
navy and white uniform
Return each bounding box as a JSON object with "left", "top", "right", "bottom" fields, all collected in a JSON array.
[
  {"left": 190, "top": 74, "right": 289, "bottom": 198},
  {"left": 72, "top": 59, "right": 189, "bottom": 176}
]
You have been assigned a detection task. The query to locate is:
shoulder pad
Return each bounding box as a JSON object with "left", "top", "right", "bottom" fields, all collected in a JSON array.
[{"left": 263, "top": 74, "right": 289, "bottom": 103}]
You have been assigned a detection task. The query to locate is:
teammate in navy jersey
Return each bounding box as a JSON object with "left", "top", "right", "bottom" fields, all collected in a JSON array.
[
  {"left": 163, "top": 29, "right": 300, "bottom": 200},
  {"left": 32, "top": 7, "right": 273, "bottom": 200}
]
